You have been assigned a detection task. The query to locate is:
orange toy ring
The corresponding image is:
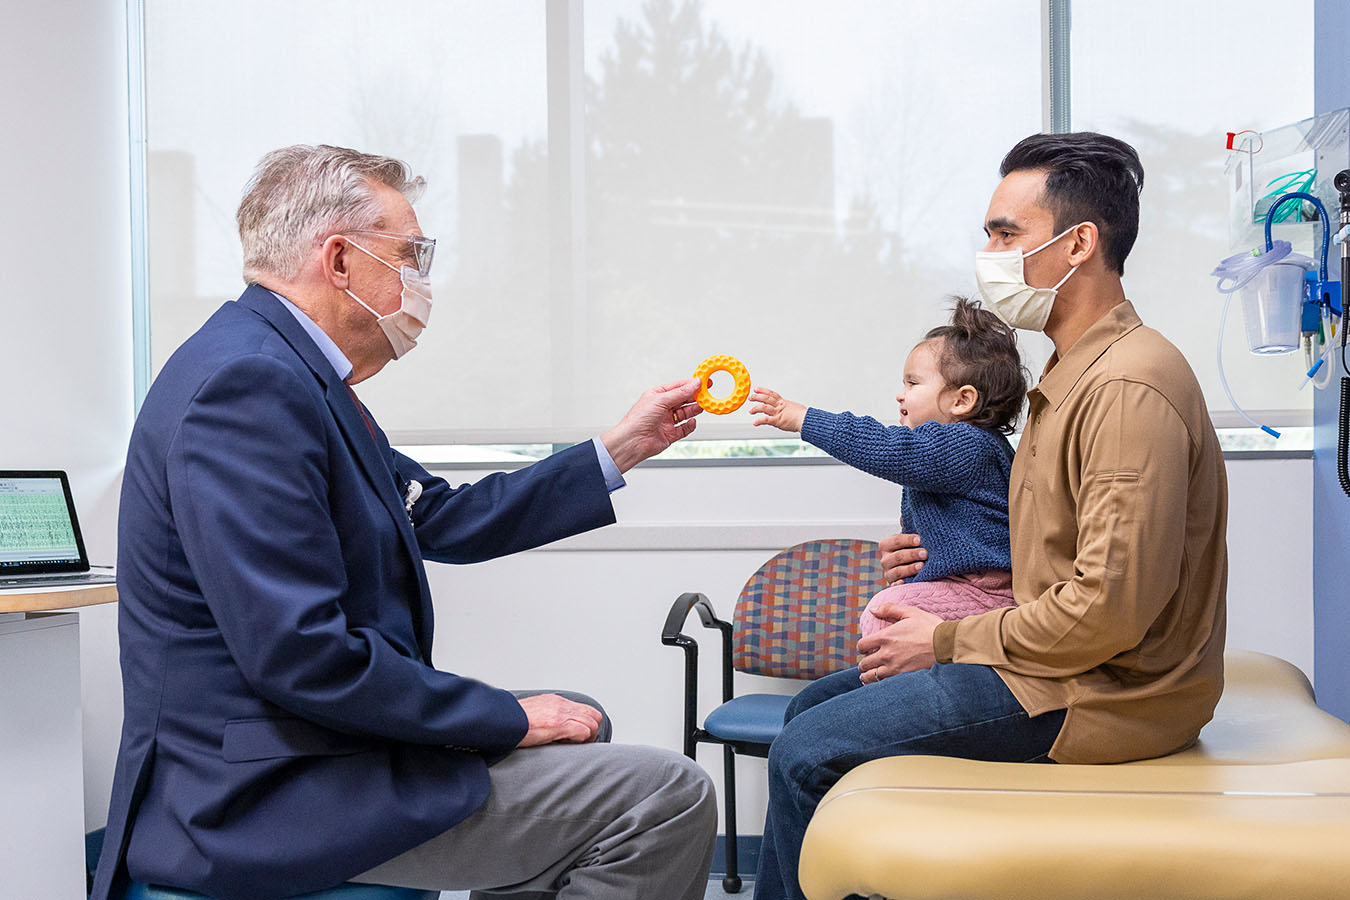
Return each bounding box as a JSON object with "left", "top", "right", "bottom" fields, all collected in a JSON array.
[{"left": 692, "top": 355, "right": 751, "bottom": 415}]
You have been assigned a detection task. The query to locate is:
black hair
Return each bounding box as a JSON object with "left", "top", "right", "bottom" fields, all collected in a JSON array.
[
  {"left": 924, "top": 296, "right": 1029, "bottom": 435},
  {"left": 999, "top": 131, "right": 1144, "bottom": 276}
]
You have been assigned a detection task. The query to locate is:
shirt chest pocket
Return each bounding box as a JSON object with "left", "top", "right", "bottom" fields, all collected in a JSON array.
[
  {"left": 1014, "top": 480, "right": 1054, "bottom": 576},
  {"left": 1015, "top": 474, "right": 1088, "bottom": 580}
]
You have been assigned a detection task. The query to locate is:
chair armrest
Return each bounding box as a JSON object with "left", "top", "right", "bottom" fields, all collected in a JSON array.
[
  {"left": 661, "top": 592, "right": 736, "bottom": 757},
  {"left": 662, "top": 592, "right": 722, "bottom": 645}
]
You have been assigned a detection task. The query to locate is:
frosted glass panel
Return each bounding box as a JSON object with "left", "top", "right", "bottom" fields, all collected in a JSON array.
[
  {"left": 580, "top": 0, "right": 1044, "bottom": 438},
  {"left": 141, "top": 1, "right": 1320, "bottom": 442},
  {"left": 145, "top": 0, "right": 1043, "bottom": 442},
  {"left": 1071, "top": 0, "right": 1315, "bottom": 422},
  {"left": 143, "top": 1, "right": 548, "bottom": 434}
]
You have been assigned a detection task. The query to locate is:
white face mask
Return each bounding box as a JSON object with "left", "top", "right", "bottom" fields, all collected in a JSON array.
[
  {"left": 974, "top": 224, "right": 1082, "bottom": 331},
  {"left": 344, "top": 240, "right": 433, "bottom": 359}
]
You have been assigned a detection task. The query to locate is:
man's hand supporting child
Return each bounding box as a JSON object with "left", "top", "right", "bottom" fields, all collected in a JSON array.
[{"left": 857, "top": 603, "right": 941, "bottom": 683}]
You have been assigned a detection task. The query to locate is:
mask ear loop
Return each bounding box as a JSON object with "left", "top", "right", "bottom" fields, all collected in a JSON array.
[
  {"left": 345, "top": 237, "right": 400, "bottom": 274},
  {"left": 1050, "top": 265, "right": 1078, "bottom": 290},
  {"left": 342, "top": 238, "right": 405, "bottom": 318},
  {"left": 345, "top": 288, "right": 383, "bottom": 319},
  {"left": 1029, "top": 222, "right": 1087, "bottom": 289},
  {"left": 1024, "top": 222, "right": 1083, "bottom": 257}
]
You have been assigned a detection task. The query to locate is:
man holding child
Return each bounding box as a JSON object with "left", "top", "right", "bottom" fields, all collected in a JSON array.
[{"left": 754, "top": 131, "right": 1228, "bottom": 900}]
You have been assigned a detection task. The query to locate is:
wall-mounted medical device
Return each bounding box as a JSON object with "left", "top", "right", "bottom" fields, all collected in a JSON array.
[{"left": 1213, "top": 110, "right": 1349, "bottom": 445}]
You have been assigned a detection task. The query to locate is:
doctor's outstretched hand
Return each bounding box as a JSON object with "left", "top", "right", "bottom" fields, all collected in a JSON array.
[{"left": 600, "top": 378, "right": 704, "bottom": 473}]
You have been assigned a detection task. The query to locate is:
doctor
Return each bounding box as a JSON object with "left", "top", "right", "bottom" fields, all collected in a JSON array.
[{"left": 93, "top": 145, "right": 716, "bottom": 900}]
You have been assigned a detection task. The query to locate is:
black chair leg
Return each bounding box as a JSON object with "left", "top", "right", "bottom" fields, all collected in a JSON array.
[{"left": 722, "top": 744, "right": 743, "bottom": 893}]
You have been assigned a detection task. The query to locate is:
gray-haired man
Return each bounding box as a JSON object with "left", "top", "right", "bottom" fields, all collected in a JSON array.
[{"left": 93, "top": 144, "right": 716, "bottom": 900}]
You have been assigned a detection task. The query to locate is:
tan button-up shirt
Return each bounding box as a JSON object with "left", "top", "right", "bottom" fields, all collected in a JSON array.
[{"left": 933, "top": 301, "right": 1228, "bottom": 764}]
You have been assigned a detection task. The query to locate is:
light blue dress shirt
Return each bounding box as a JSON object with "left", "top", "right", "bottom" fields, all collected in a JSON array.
[{"left": 270, "top": 291, "right": 624, "bottom": 491}]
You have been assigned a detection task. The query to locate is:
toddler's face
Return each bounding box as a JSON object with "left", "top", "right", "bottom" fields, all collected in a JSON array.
[{"left": 895, "top": 341, "right": 955, "bottom": 428}]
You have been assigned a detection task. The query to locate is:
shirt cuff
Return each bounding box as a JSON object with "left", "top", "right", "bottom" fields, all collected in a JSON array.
[
  {"left": 933, "top": 619, "right": 958, "bottom": 664},
  {"left": 591, "top": 437, "right": 626, "bottom": 493}
]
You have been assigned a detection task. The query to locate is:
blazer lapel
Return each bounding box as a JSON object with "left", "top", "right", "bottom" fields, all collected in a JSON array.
[
  {"left": 368, "top": 414, "right": 437, "bottom": 658},
  {"left": 234, "top": 287, "right": 431, "bottom": 617}
]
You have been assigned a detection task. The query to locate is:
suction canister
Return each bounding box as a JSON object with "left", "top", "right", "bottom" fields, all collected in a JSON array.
[{"left": 1240, "top": 251, "right": 1314, "bottom": 354}]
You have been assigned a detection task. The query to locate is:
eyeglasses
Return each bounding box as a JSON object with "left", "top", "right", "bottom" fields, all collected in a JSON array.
[{"left": 344, "top": 230, "right": 436, "bottom": 278}]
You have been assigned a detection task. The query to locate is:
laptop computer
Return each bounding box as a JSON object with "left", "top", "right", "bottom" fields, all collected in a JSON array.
[{"left": 0, "top": 470, "right": 116, "bottom": 588}]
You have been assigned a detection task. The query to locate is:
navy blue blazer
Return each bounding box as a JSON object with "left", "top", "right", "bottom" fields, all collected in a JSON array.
[{"left": 92, "top": 286, "right": 616, "bottom": 900}]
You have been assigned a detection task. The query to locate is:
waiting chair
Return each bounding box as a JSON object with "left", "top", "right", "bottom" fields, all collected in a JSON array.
[
  {"left": 85, "top": 827, "right": 436, "bottom": 900},
  {"left": 661, "top": 538, "right": 887, "bottom": 893}
]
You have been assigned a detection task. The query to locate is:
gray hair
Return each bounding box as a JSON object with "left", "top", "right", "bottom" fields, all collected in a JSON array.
[{"left": 237, "top": 144, "right": 426, "bottom": 283}]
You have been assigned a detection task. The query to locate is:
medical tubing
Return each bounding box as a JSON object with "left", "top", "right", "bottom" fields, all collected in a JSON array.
[
  {"left": 1300, "top": 307, "right": 1338, "bottom": 390},
  {"left": 1216, "top": 288, "right": 1280, "bottom": 438},
  {"left": 1315, "top": 306, "right": 1337, "bottom": 389},
  {"left": 1264, "top": 191, "right": 1331, "bottom": 281},
  {"left": 1301, "top": 341, "right": 1334, "bottom": 390},
  {"left": 1210, "top": 242, "right": 1293, "bottom": 294}
]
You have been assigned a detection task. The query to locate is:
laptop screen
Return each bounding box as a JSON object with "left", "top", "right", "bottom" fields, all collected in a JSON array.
[{"left": 0, "top": 470, "right": 91, "bottom": 575}]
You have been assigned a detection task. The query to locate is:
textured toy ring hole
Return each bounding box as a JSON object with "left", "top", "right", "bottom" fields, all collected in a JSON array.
[
  {"left": 692, "top": 355, "right": 751, "bottom": 415},
  {"left": 706, "top": 370, "right": 733, "bottom": 396}
]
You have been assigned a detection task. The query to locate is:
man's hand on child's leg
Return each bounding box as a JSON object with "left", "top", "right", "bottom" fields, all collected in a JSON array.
[{"left": 857, "top": 606, "right": 941, "bottom": 683}]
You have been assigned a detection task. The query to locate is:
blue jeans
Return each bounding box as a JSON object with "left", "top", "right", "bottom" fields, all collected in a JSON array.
[{"left": 753, "top": 663, "right": 1066, "bottom": 900}]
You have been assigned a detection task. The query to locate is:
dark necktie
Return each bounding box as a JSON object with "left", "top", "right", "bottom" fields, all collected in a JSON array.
[{"left": 344, "top": 383, "right": 376, "bottom": 439}]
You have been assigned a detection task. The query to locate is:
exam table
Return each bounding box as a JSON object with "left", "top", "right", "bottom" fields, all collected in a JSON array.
[{"left": 797, "top": 650, "right": 1350, "bottom": 900}]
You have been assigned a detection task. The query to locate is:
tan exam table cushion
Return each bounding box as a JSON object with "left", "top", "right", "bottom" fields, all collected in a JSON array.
[{"left": 798, "top": 650, "right": 1350, "bottom": 900}]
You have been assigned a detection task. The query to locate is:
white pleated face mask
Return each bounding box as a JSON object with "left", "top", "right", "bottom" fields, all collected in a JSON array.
[
  {"left": 344, "top": 240, "right": 433, "bottom": 359},
  {"left": 974, "top": 224, "right": 1083, "bottom": 331}
]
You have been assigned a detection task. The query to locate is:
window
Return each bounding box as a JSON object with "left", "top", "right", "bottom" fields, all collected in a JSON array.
[
  {"left": 1070, "top": 0, "right": 1317, "bottom": 426},
  {"left": 134, "top": 0, "right": 1316, "bottom": 456},
  {"left": 579, "top": 1, "right": 1043, "bottom": 441},
  {"left": 141, "top": 0, "right": 548, "bottom": 440}
]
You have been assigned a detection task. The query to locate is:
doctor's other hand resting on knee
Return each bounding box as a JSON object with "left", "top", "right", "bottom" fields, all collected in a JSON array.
[{"left": 515, "top": 693, "right": 605, "bottom": 747}]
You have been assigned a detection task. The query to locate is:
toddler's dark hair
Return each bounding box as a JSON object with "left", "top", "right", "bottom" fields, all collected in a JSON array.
[{"left": 923, "top": 296, "right": 1029, "bottom": 435}]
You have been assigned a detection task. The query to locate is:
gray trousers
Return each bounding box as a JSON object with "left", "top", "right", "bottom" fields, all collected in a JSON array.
[{"left": 352, "top": 692, "right": 717, "bottom": 899}]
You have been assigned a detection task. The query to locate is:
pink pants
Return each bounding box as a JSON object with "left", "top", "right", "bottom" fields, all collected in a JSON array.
[{"left": 859, "top": 570, "right": 1015, "bottom": 637}]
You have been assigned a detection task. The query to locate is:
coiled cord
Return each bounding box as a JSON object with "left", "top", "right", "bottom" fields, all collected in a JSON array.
[
  {"left": 1339, "top": 375, "right": 1349, "bottom": 497},
  {"left": 1340, "top": 319, "right": 1350, "bottom": 497}
]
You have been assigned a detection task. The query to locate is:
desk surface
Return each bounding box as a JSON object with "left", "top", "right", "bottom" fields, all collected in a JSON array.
[{"left": 0, "top": 584, "right": 117, "bottom": 614}]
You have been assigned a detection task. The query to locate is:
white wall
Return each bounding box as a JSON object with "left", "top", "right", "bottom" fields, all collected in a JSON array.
[
  {"left": 427, "top": 455, "right": 1314, "bottom": 832},
  {"left": 0, "top": 0, "right": 133, "bottom": 831}
]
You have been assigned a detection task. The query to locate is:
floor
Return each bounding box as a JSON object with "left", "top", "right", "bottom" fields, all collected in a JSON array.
[{"left": 441, "top": 881, "right": 752, "bottom": 899}]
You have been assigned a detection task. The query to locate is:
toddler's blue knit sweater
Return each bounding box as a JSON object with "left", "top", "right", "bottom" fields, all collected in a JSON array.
[{"left": 800, "top": 408, "right": 1015, "bottom": 583}]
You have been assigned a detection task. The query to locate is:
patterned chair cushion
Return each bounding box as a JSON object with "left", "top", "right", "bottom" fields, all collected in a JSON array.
[{"left": 732, "top": 539, "right": 887, "bottom": 679}]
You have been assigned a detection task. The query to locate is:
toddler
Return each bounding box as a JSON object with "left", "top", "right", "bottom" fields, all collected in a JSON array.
[{"left": 749, "top": 297, "right": 1028, "bottom": 637}]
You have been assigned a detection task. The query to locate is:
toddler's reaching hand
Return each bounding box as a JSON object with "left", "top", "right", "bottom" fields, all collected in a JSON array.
[{"left": 750, "top": 388, "right": 807, "bottom": 433}]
